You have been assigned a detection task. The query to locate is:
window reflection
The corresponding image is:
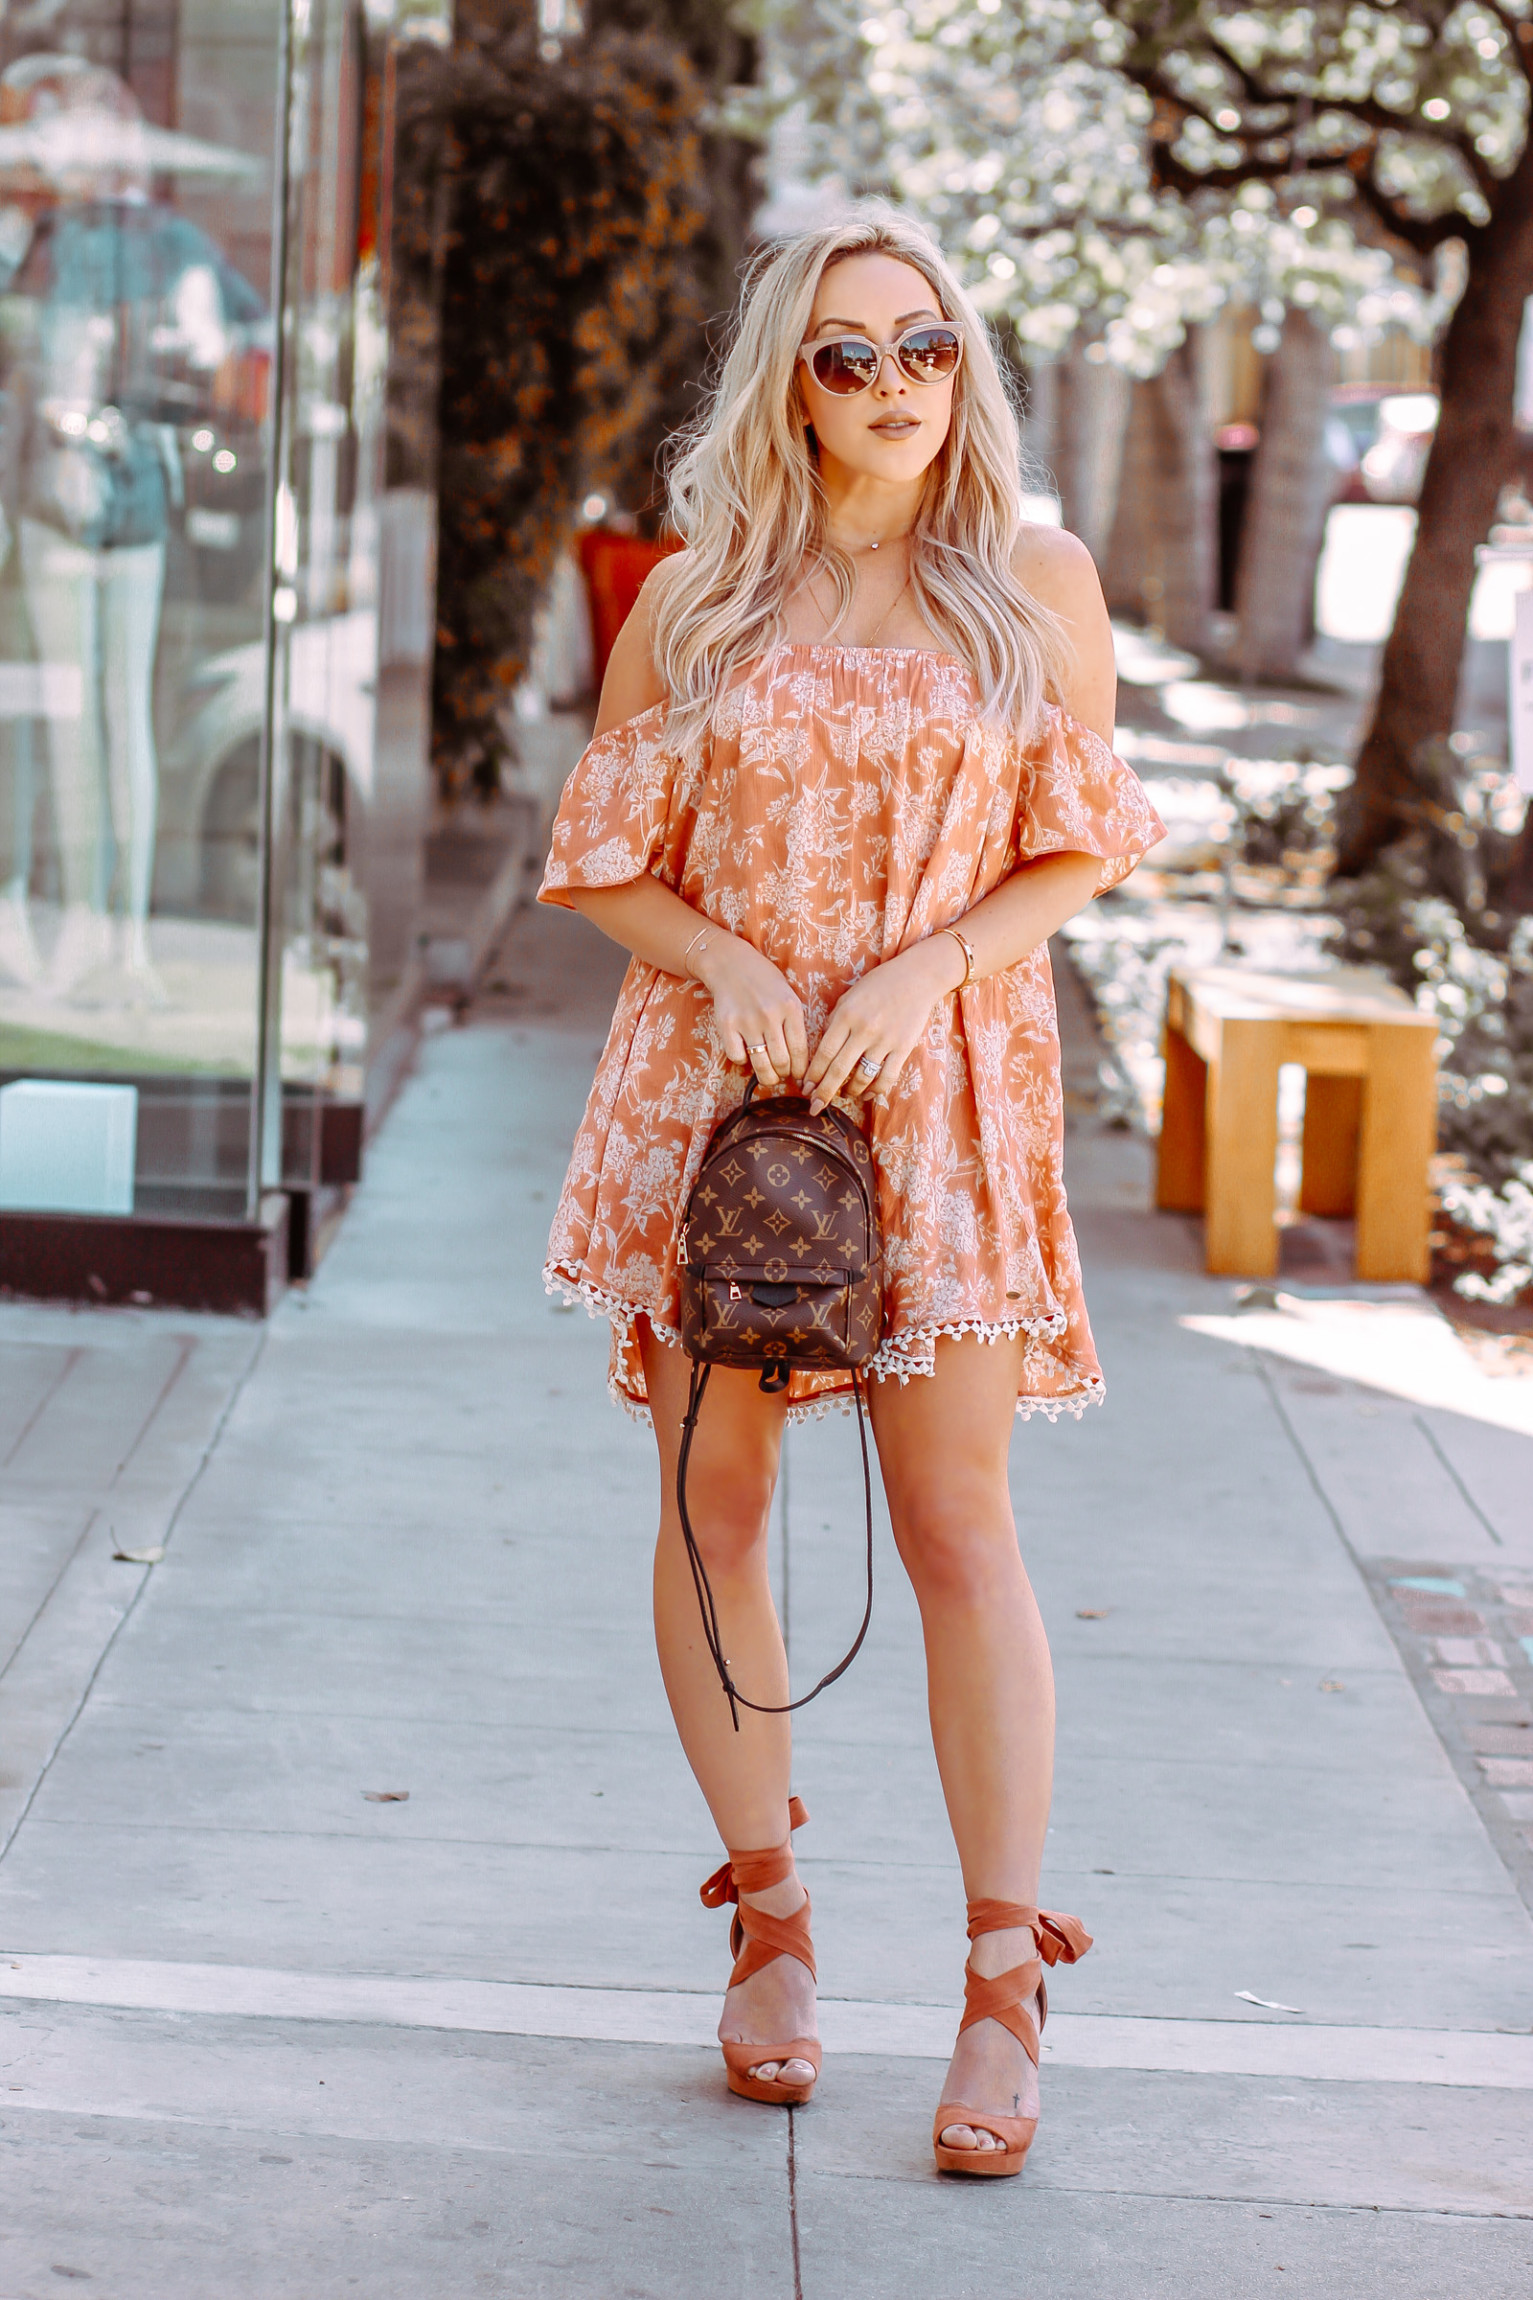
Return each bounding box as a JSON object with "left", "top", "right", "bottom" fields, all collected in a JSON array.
[
  {"left": 0, "top": 37, "right": 269, "bottom": 1111},
  {"left": 0, "top": 2, "right": 438, "bottom": 1241}
]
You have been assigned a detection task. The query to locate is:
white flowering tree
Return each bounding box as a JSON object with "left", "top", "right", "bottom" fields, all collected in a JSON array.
[
  {"left": 742, "top": 1, "right": 1440, "bottom": 668},
  {"left": 1107, "top": 0, "right": 1533, "bottom": 872}
]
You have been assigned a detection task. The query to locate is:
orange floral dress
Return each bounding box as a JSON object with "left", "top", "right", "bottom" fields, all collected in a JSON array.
[{"left": 539, "top": 643, "right": 1164, "bottom": 1422}]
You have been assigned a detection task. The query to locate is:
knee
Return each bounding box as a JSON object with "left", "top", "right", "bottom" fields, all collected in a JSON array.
[
  {"left": 892, "top": 1483, "right": 1018, "bottom": 1610},
  {"left": 673, "top": 1454, "right": 775, "bottom": 1579}
]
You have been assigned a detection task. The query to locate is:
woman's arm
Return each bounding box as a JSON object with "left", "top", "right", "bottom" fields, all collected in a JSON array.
[
  {"left": 803, "top": 528, "right": 1119, "bottom": 1110},
  {"left": 565, "top": 560, "right": 812, "bottom": 1082}
]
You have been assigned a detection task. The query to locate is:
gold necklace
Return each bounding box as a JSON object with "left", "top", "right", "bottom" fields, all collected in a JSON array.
[
  {"left": 807, "top": 533, "right": 911, "bottom": 646},
  {"left": 864, "top": 570, "right": 911, "bottom": 644}
]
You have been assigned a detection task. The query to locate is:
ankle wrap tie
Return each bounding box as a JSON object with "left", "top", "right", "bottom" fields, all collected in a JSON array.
[
  {"left": 958, "top": 1900, "right": 1092, "bottom": 2064},
  {"left": 700, "top": 1794, "right": 809, "bottom": 1908},
  {"left": 965, "top": 1899, "right": 1094, "bottom": 1965},
  {"left": 699, "top": 1795, "right": 814, "bottom": 1985}
]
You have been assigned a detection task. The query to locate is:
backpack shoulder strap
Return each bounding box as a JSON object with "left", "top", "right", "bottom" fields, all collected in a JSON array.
[{"left": 676, "top": 1361, "right": 875, "bottom": 1731}]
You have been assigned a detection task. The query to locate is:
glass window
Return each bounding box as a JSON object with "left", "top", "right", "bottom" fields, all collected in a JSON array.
[{"left": 0, "top": 1, "right": 441, "bottom": 1234}]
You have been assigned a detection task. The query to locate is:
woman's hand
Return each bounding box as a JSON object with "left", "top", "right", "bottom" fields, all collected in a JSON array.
[
  {"left": 804, "top": 936, "right": 965, "bottom": 1113},
  {"left": 695, "top": 930, "right": 810, "bottom": 1088}
]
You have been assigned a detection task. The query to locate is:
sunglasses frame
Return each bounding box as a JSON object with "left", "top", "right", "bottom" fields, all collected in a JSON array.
[{"left": 797, "top": 321, "right": 966, "bottom": 397}]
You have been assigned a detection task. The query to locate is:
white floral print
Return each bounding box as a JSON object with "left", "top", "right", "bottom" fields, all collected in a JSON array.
[{"left": 540, "top": 643, "right": 1165, "bottom": 1422}]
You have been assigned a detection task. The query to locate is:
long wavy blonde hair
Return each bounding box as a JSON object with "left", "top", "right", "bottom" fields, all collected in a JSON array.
[{"left": 652, "top": 205, "right": 1067, "bottom": 756}]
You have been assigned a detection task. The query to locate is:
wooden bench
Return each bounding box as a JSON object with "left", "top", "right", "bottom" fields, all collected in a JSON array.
[{"left": 1156, "top": 964, "right": 1439, "bottom": 1281}]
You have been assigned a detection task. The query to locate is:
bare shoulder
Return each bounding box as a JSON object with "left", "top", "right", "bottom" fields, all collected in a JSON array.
[
  {"left": 1010, "top": 523, "right": 1115, "bottom": 747},
  {"left": 1010, "top": 522, "right": 1103, "bottom": 619},
  {"left": 591, "top": 548, "right": 689, "bottom": 735}
]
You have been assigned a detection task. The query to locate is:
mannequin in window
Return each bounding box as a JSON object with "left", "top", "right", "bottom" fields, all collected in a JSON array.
[{"left": 0, "top": 55, "right": 262, "bottom": 1003}]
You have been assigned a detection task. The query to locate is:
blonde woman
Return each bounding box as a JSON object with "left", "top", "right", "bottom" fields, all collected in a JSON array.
[{"left": 540, "top": 209, "right": 1162, "bottom": 2175}]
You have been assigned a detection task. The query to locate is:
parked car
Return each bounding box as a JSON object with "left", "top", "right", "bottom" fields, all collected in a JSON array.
[
  {"left": 156, "top": 609, "right": 377, "bottom": 923},
  {"left": 1329, "top": 386, "right": 1439, "bottom": 505}
]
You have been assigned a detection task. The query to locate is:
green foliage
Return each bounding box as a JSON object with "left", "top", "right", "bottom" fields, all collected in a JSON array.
[
  {"left": 585, "top": 0, "right": 765, "bottom": 524},
  {"left": 392, "top": 7, "right": 710, "bottom": 792}
]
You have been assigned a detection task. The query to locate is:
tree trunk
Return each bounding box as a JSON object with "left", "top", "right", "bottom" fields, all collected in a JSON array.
[
  {"left": 1149, "top": 326, "right": 1217, "bottom": 657},
  {"left": 1053, "top": 336, "right": 1130, "bottom": 562},
  {"left": 1340, "top": 144, "right": 1533, "bottom": 876},
  {"left": 1235, "top": 307, "right": 1336, "bottom": 684},
  {"left": 1102, "top": 331, "right": 1216, "bottom": 653},
  {"left": 1101, "top": 378, "right": 1155, "bottom": 615},
  {"left": 1019, "top": 356, "right": 1058, "bottom": 492}
]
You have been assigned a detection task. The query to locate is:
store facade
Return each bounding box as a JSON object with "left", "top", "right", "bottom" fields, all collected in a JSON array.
[{"left": 0, "top": 0, "right": 446, "bottom": 1308}]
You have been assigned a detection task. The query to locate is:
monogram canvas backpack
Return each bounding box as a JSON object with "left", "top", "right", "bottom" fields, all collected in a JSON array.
[{"left": 676, "top": 1080, "right": 883, "bottom": 1726}]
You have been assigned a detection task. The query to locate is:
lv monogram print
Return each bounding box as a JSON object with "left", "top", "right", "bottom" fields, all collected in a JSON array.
[{"left": 679, "top": 1093, "right": 882, "bottom": 1373}]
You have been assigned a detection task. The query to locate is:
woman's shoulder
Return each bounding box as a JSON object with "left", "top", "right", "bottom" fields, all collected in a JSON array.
[
  {"left": 1009, "top": 521, "right": 1101, "bottom": 616},
  {"left": 1009, "top": 522, "right": 1115, "bottom": 747}
]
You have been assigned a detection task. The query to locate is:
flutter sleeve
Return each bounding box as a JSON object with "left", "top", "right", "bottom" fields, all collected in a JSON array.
[
  {"left": 537, "top": 707, "right": 682, "bottom": 909},
  {"left": 1014, "top": 707, "right": 1166, "bottom": 894}
]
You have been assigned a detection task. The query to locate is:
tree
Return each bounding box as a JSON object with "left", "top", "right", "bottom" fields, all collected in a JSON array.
[
  {"left": 1106, "top": 0, "right": 1533, "bottom": 868},
  {"left": 747, "top": 1, "right": 1433, "bottom": 679},
  {"left": 391, "top": 5, "right": 709, "bottom": 790},
  {"left": 586, "top": 1, "right": 763, "bottom": 522},
  {"left": 1235, "top": 306, "right": 1337, "bottom": 679}
]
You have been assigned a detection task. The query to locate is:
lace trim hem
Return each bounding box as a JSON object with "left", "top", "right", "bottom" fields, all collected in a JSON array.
[{"left": 544, "top": 1262, "right": 1104, "bottom": 1426}]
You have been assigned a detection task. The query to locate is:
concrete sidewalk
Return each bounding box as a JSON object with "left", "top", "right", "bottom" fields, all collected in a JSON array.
[{"left": 1, "top": 902, "right": 1531, "bottom": 2298}]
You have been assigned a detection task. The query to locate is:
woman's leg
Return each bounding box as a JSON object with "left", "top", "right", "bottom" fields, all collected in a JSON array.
[
  {"left": 638, "top": 1321, "right": 816, "bottom": 2084},
  {"left": 868, "top": 1333, "right": 1055, "bottom": 2152}
]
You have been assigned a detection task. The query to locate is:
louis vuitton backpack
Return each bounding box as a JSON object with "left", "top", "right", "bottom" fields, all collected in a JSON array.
[{"left": 676, "top": 1080, "right": 883, "bottom": 1728}]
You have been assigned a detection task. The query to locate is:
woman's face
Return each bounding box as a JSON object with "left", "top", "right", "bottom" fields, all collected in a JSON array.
[{"left": 797, "top": 252, "right": 957, "bottom": 489}]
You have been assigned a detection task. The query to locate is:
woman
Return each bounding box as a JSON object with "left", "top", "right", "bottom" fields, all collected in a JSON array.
[{"left": 539, "top": 208, "right": 1163, "bottom": 2176}]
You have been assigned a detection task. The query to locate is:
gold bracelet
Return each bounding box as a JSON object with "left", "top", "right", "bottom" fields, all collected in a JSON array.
[
  {"left": 938, "top": 924, "right": 977, "bottom": 988},
  {"left": 682, "top": 923, "right": 713, "bottom": 977}
]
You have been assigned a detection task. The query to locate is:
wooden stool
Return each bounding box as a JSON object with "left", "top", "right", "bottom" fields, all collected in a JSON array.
[{"left": 1156, "top": 964, "right": 1438, "bottom": 1281}]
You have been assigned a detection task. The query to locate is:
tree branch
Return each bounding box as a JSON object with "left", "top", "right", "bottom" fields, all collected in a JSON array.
[
  {"left": 1135, "top": 32, "right": 1504, "bottom": 217},
  {"left": 1203, "top": 31, "right": 1297, "bottom": 114},
  {"left": 1137, "top": 56, "right": 1495, "bottom": 244},
  {"left": 1148, "top": 143, "right": 1292, "bottom": 197},
  {"left": 1348, "top": 151, "right": 1474, "bottom": 254}
]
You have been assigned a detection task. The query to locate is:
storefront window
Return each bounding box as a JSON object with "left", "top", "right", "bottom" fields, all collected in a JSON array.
[{"left": 0, "top": 0, "right": 442, "bottom": 1235}]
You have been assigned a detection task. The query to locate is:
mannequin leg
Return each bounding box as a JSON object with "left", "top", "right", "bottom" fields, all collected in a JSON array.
[
  {"left": 0, "top": 716, "right": 42, "bottom": 984},
  {"left": 19, "top": 518, "right": 110, "bottom": 989},
  {"left": 100, "top": 539, "right": 166, "bottom": 930}
]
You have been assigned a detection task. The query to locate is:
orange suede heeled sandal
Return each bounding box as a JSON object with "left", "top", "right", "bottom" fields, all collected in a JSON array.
[
  {"left": 932, "top": 1899, "right": 1092, "bottom": 2177},
  {"left": 700, "top": 1794, "right": 820, "bottom": 2106}
]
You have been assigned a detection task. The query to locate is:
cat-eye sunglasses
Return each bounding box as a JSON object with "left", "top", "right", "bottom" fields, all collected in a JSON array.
[{"left": 798, "top": 321, "right": 965, "bottom": 397}]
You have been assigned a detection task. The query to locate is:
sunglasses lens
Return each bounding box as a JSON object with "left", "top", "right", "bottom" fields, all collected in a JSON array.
[
  {"left": 811, "top": 338, "right": 881, "bottom": 394},
  {"left": 898, "top": 327, "right": 962, "bottom": 383}
]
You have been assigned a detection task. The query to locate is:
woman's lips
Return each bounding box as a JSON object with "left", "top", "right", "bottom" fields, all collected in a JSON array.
[{"left": 869, "top": 417, "right": 919, "bottom": 436}]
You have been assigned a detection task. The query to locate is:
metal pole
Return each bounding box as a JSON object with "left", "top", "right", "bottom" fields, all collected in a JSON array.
[{"left": 247, "top": 0, "right": 300, "bottom": 1220}]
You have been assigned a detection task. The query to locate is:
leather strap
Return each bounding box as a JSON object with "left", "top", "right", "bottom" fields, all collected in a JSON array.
[
  {"left": 699, "top": 1795, "right": 809, "bottom": 1907},
  {"left": 699, "top": 1796, "right": 815, "bottom": 1985},
  {"left": 957, "top": 1902, "right": 1093, "bottom": 2063},
  {"left": 678, "top": 1359, "right": 875, "bottom": 1730},
  {"left": 958, "top": 1956, "right": 1045, "bottom": 2062},
  {"left": 728, "top": 1893, "right": 817, "bottom": 1986},
  {"left": 966, "top": 1900, "right": 1094, "bottom": 1965}
]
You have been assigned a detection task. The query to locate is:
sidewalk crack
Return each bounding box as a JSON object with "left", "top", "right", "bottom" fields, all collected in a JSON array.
[{"left": 787, "top": 2102, "right": 804, "bottom": 2300}]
